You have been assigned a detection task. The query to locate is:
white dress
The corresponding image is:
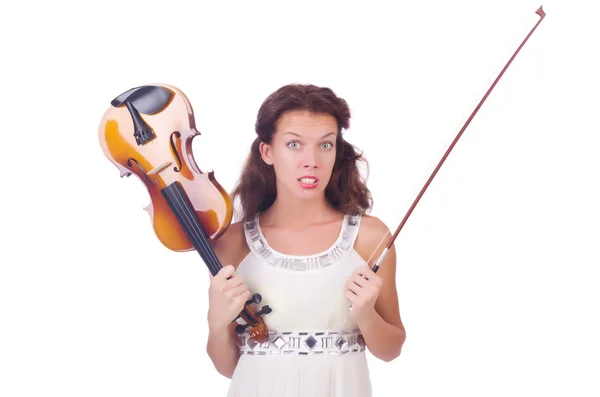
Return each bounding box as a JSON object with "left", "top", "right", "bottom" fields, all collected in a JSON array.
[{"left": 226, "top": 213, "right": 372, "bottom": 397}]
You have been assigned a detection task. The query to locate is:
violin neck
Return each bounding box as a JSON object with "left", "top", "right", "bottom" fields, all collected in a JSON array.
[
  {"left": 161, "top": 181, "right": 222, "bottom": 276},
  {"left": 161, "top": 181, "right": 260, "bottom": 328}
]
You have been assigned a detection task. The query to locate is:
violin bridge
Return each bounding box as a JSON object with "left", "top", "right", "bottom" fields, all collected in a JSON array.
[{"left": 147, "top": 161, "right": 172, "bottom": 175}]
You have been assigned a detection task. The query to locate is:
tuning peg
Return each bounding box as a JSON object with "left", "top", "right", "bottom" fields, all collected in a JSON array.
[
  {"left": 235, "top": 323, "right": 250, "bottom": 334},
  {"left": 233, "top": 305, "right": 272, "bottom": 335},
  {"left": 255, "top": 305, "right": 272, "bottom": 316},
  {"left": 246, "top": 293, "right": 262, "bottom": 305}
]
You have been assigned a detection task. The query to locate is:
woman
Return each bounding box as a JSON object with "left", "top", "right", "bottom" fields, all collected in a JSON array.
[{"left": 207, "top": 83, "right": 406, "bottom": 396}]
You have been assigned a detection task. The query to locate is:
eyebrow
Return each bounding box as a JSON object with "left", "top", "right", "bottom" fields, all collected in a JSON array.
[{"left": 283, "top": 132, "right": 337, "bottom": 139}]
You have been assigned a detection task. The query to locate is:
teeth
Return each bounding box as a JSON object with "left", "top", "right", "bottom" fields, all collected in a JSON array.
[{"left": 299, "top": 178, "right": 317, "bottom": 184}]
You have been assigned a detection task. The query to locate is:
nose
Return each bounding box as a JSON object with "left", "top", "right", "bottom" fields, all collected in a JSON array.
[{"left": 303, "top": 148, "right": 318, "bottom": 169}]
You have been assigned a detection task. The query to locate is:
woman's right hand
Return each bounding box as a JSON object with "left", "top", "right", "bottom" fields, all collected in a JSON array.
[{"left": 207, "top": 265, "right": 251, "bottom": 333}]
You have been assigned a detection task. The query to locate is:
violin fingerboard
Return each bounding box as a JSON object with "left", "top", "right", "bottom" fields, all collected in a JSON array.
[{"left": 161, "top": 181, "right": 222, "bottom": 275}]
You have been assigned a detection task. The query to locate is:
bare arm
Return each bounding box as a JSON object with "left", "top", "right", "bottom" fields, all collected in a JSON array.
[
  {"left": 206, "top": 321, "right": 241, "bottom": 378},
  {"left": 206, "top": 223, "right": 250, "bottom": 378},
  {"left": 349, "top": 216, "right": 406, "bottom": 362},
  {"left": 355, "top": 243, "right": 406, "bottom": 362}
]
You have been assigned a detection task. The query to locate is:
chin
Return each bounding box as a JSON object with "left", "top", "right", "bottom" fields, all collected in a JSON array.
[
  {"left": 296, "top": 188, "right": 325, "bottom": 200},
  {"left": 296, "top": 183, "right": 329, "bottom": 200}
]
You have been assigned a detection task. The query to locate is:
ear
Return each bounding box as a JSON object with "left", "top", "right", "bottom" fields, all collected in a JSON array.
[{"left": 259, "top": 141, "right": 274, "bottom": 165}]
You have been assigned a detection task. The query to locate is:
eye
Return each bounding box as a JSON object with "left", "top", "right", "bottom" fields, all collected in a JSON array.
[
  {"left": 321, "top": 142, "right": 333, "bottom": 150},
  {"left": 287, "top": 141, "right": 300, "bottom": 149}
]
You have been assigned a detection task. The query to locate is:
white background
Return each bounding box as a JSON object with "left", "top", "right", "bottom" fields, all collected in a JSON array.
[{"left": 1, "top": 0, "right": 599, "bottom": 396}]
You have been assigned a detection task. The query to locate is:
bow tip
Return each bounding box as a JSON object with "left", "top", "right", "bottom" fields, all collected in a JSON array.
[{"left": 536, "top": 5, "right": 546, "bottom": 18}]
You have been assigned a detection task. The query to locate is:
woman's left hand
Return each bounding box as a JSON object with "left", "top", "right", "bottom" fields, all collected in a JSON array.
[{"left": 344, "top": 265, "right": 383, "bottom": 324}]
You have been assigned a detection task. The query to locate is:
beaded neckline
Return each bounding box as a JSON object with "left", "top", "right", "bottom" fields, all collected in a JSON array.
[{"left": 244, "top": 213, "right": 361, "bottom": 271}]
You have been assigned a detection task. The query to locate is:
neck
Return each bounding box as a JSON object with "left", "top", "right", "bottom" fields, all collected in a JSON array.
[{"left": 261, "top": 187, "right": 338, "bottom": 227}]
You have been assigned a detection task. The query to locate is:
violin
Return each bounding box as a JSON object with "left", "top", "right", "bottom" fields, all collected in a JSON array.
[{"left": 98, "top": 83, "right": 271, "bottom": 343}]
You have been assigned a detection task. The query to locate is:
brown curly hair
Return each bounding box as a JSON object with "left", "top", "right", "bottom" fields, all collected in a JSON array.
[{"left": 231, "top": 83, "right": 372, "bottom": 221}]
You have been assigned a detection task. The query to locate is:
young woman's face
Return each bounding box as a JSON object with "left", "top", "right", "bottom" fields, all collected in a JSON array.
[{"left": 260, "top": 110, "right": 338, "bottom": 200}]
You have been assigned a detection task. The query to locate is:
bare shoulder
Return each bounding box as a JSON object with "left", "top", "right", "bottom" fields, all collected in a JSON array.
[
  {"left": 210, "top": 220, "right": 250, "bottom": 270},
  {"left": 354, "top": 214, "right": 392, "bottom": 263}
]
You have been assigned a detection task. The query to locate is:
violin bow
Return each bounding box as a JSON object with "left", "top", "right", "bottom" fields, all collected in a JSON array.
[{"left": 371, "top": 5, "right": 547, "bottom": 273}]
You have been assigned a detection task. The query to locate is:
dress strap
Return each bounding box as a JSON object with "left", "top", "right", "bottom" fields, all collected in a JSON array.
[{"left": 243, "top": 213, "right": 362, "bottom": 271}]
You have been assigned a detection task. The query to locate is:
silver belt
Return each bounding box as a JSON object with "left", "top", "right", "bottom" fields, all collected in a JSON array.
[{"left": 237, "top": 329, "right": 366, "bottom": 356}]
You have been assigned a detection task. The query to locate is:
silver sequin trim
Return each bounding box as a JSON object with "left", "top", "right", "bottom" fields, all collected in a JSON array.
[
  {"left": 244, "top": 213, "right": 361, "bottom": 271},
  {"left": 237, "top": 329, "right": 366, "bottom": 356}
]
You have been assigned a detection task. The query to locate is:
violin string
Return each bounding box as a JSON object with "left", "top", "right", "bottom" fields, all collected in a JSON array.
[
  {"left": 173, "top": 187, "right": 262, "bottom": 326},
  {"left": 170, "top": 187, "right": 210, "bottom": 271},
  {"left": 179, "top": 188, "right": 221, "bottom": 273},
  {"left": 171, "top": 184, "right": 221, "bottom": 274},
  {"left": 170, "top": 184, "right": 261, "bottom": 327},
  {"left": 177, "top": 186, "right": 222, "bottom": 274}
]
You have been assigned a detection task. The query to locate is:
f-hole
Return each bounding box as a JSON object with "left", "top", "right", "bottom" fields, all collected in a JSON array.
[
  {"left": 170, "top": 131, "right": 183, "bottom": 172},
  {"left": 127, "top": 158, "right": 156, "bottom": 185}
]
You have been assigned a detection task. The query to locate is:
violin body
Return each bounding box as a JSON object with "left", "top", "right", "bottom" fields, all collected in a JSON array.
[
  {"left": 98, "top": 83, "right": 270, "bottom": 343},
  {"left": 98, "top": 84, "right": 232, "bottom": 250}
]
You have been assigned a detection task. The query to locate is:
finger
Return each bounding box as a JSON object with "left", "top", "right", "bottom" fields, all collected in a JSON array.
[
  {"left": 216, "top": 265, "right": 236, "bottom": 280},
  {"left": 225, "top": 275, "right": 245, "bottom": 288},
  {"left": 345, "top": 280, "right": 361, "bottom": 296},
  {"left": 226, "top": 283, "right": 250, "bottom": 300},
  {"left": 354, "top": 265, "right": 375, "bottom": 279},
  {"left": 211, "top": 274, "right": 240, "bottom": 293},
  {"left": 355, "top": 267, "right": 382, "bottom": 287},
  {"left": 345, "top": 289, "right": 358, "bottom": 304},
  {"left": 234, "top": 290, "right": 252, "bottom": 307},
  {"left": 350, "top": 275, "right": 367, "bottom": 288}
]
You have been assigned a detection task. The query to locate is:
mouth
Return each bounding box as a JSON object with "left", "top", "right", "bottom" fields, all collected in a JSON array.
[{"left": 298, "top": 176, "right": 319, "bottom": 189}]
